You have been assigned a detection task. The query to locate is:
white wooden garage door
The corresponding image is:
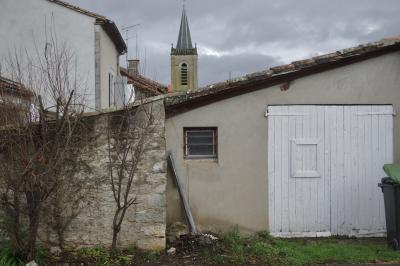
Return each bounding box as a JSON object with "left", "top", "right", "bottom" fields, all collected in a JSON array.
[{"left": 268, "top": 105, "right": 394, "bottom": 237}]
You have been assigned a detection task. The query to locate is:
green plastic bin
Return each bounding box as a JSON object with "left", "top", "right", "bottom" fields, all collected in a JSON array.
[
  {"left": 384, "top": 164, "right": 400, "bottom": 184},
  {"left": 380, "top": 164, "right": 400, "bottom": 249}
]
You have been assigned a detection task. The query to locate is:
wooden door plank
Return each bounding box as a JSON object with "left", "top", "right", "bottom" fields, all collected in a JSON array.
[{"left": 267, "top": 106, "right": 276, "bottom": 232}]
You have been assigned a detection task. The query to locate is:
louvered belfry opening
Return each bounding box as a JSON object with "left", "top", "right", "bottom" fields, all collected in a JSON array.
[{"left": 181, "top": 63, "right": 188, "bottom": 85}]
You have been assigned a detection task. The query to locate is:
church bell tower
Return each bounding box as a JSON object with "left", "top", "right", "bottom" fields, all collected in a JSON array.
[{"left": 171, "top": 3, "right": 198, "bottom": 92}]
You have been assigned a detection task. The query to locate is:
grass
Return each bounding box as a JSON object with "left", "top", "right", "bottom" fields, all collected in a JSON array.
[
  {"left": 205, "top": 231, "right": 400, "bottom": 265},
  {"left": 275, "top": 237, "right": 400, "bottom": 265}
]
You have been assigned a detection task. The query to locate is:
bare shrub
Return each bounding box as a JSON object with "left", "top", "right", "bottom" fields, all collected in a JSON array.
[
  {"left": 107, "top": 99, "right": 158, "bottom": 252},
  {"left": 0, "top": 29, "right": 93, "bottom": 260}
]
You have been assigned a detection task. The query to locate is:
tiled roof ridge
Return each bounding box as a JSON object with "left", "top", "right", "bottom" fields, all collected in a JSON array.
[
  {"left": 120, "top": 68, "right": 167, "bottom": 95},
  {"left": 0, "top": 76, "right": 22, "bottom": 87},
  {"left": 0, "top": 76, "right": 34, "bottom": 97},
  {"left": 132, "top": 75, "right": 168, "bottom": 94},
  {"left": 136, "top": 75, "right": 167, "bottom": 92},
  {"left": 47, "top": 0, "right": 107, "bottom": 22},
  {"left": 199, "top": 37, "right": 400, "bottom": 92}
]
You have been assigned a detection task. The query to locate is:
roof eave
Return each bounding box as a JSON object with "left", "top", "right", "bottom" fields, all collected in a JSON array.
[{"left": 98, "top": 19, "right": 127, "bottom": 55}]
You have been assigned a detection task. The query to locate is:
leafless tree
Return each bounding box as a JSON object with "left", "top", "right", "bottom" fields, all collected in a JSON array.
[
  {"left": 0, "top": 30, "right": 92, "bottom": 260},
  {"left": 39, "top": 151, "right": 97, "bottom": 250},
  {"left": 107, "top": 99, "right": 157, "bottom": 252}
]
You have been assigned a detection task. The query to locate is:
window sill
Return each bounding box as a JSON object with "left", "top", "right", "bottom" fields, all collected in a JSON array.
[{"left": 184, "top": 157, "right": 218, "bottom": 163}]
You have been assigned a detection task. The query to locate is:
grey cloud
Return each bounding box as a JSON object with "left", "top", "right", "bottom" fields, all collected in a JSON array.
[
  {"left": 199, "top": 53, "right": 282, "bottom": 86},
  {"left": 64, "top": 0, "right": 400, "bottom": 86}
]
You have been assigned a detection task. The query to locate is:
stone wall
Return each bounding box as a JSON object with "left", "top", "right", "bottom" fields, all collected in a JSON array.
[{"left": 42, "top": 99, "right": 167, "bottom": 250}]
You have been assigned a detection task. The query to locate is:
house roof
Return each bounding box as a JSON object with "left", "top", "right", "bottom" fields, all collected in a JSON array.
[
  {"left": 0, "top": 76, "right": 34, "bottom": 98},
  {"left": 47, "top": 0, "right": 127, "bottom": 54},
  {"left": 120, "top": 68, "right": 168, "bottom": 96},
  {"left": 165, "top": 37, "right": 400, "bottom": 117}
]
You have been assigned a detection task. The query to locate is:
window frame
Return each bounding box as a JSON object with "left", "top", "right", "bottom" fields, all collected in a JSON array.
[
  {"left": 108, "top": 72, "right": 115, "bottom": 107},
  {"left": 183, "top": 127, "right": 218, "bottom": 159}
]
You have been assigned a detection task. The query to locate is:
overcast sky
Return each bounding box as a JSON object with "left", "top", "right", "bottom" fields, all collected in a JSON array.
[{"left": 65, "top": 0, "right": 400, "bottom": 86}]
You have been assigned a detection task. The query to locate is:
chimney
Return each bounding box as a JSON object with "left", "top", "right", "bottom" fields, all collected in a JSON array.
[{"left": 128, "top": 59, "right": 140, "bottom": 76}]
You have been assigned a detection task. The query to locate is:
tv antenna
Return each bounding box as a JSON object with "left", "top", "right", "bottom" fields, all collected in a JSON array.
[{"left": 121, "top": 24, "right": 141, "bottom": 67}]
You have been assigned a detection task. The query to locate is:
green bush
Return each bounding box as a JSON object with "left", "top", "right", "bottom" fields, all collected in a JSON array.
[
  {"left": 0, "top": 245, "right": 25, "bottom": 266},
  {"left": 213, "top": 231, "right": 287, "bottom": 265},
  {"left": 76, "top": 246, "right": 135, "bottom": 265}
]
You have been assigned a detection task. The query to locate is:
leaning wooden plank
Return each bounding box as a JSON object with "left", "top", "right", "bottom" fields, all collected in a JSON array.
[{"left": 167, "top": 152, "right": 198, "bottom": 234}]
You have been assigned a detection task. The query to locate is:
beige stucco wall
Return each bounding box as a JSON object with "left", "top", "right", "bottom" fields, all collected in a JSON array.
[
  {"left": 166, "top": 51, "right": 400, "bottom": 234},
  {"left": 0, "top": 0, "right": 96, "bottom": 109},
  {"left": 0, "top": 0, "right": 121, "bottom": 111}
]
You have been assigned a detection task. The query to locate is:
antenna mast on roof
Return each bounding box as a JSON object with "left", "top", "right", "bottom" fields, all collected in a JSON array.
[{"left": 121, "top": 24, "right": 141, "bottom": 67}]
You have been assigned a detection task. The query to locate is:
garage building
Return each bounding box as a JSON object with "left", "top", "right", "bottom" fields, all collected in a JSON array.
[{"left": 165, "top": 37, "right": 400, "bottom": 237}]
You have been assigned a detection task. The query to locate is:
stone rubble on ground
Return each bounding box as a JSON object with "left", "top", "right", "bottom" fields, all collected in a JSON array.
[
  {"left": 50, "top": 246, "right": 62, "bottom": 255},
  {"left": 166, "top": 222, "right": 189, "bottom": 243},
  {"left": 198, "top": 233, "right": 219, "bottom": 246},
  {"left": 167, "top": 247, "right": 176, "bottom": 255}
]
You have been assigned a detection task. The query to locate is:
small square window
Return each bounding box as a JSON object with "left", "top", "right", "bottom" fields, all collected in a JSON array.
[{"left": 184, "top": 127, "right": 218, "bottom": 159}]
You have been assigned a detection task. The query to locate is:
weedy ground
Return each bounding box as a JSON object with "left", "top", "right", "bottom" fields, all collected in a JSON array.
[
  {"left": 2, "top": 232, "right": 400, "bottom": 265},
  {"left": 201, "top": 232, "right": 400, "bottom": 265}
]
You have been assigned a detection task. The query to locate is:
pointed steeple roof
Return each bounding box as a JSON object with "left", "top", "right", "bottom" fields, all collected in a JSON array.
[{"left": 176, "top": 5, "right": 193, "bottom": 49}]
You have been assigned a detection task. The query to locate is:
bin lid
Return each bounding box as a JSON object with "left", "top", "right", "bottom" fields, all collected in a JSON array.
[{"left": 383, "top": 164, "right": 400, "bottom": 184}]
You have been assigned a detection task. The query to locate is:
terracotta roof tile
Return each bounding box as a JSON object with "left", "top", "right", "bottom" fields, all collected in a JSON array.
[
  {"left": 270, "top": 63, "right": 296, "bottom": 74},
  {"left": 292, "top": 58, "right": 315, "bottom": 68},
  {"left": 0, "top": 77, "right": 34, "bottom": 98},
  {"left": 312, "top": 52, "right": 341, "bottom": 63},
  {"left": 246, "top": 70, "right": 272, "bottom": 80},
  {"left": 120, "top": 68, "right": 167, "bottom": 96}
]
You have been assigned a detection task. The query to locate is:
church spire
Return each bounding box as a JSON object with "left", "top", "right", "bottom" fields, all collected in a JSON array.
[
  {"left": 176, "top": 3, "right": 193, "bottom": 49},
  {"left": 170, "top": 1, "right": 198, "bottom": 92}
]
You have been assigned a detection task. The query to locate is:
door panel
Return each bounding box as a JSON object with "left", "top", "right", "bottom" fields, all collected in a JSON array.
[
  {"left": 268, "top": 105, "right": 393, "bottom": 237},
  {"left": 330, "top": 105, "right": 393, "bottom": 236},
  {"left": 268, "top": 105, "right": 330, "bottom": 235}
]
